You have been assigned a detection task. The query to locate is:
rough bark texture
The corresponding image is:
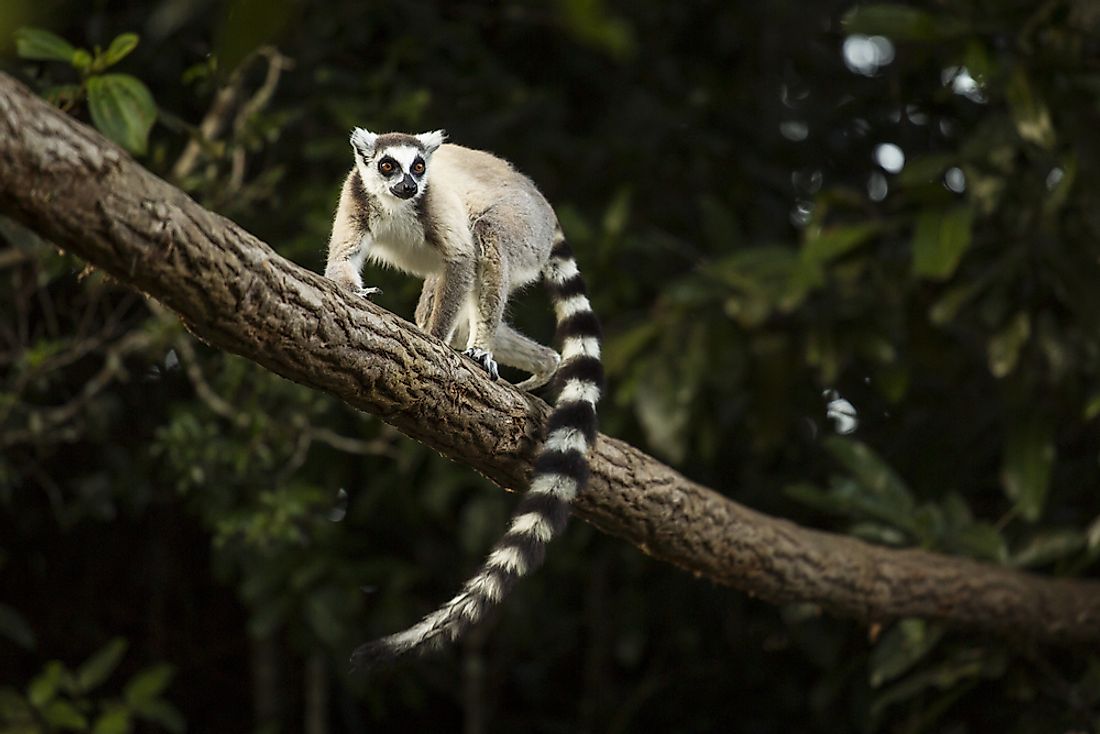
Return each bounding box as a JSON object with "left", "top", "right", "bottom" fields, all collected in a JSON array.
[{"left": 1, "top": 72, "right": 1097, "bottom": 646}]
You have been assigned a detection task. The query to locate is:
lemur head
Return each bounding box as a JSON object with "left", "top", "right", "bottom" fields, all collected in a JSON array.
[{"left": 350, "top": 128, "right": 445, "bottom": 203}]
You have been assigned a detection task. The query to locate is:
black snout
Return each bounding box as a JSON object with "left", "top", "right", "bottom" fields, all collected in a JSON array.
[{"left": 391, "top": 175, "right": 418, "bottom": 199}]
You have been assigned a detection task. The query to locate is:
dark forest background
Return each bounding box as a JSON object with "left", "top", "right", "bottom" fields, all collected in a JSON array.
[{"left": 2, "top": 1, "right": 1099, "bottom": 732}]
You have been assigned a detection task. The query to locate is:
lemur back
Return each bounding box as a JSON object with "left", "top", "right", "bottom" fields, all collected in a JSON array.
[{"left": 325, "top": 129, "right": 603, "bottom": 667}]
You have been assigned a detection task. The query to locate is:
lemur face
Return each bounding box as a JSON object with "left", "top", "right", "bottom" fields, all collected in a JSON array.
[{"left": 350, "top": 128, "right": 444, "bottom": 203}]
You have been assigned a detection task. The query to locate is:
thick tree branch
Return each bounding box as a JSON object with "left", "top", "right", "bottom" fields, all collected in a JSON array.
[{"left": 1, "top": 72, "right": 1097, "bottom": 646}]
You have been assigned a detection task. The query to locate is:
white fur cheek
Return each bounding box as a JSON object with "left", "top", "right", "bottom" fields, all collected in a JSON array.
[{"left": 355, "top": 161, "right": 389, "bottom": 199}]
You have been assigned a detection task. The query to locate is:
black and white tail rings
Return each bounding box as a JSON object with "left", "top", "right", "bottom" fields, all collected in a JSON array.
[{"left": 350, "top": 237, "right": 603, "bottom": 670}]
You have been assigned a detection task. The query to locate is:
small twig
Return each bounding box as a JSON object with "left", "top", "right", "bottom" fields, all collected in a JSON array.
[
  {"left": 171, "top": 59, "right": 255, "bottom": 182},
  {"left": 24, "top": 460, "right": 67, "bottom": 515},
  {"left": 0, "top": 248, "right": 30, "bottom": 270},
  {"left": 233, "top": 48, "right": 293, "bottom": 137},
  {"left": 171, "top": 330, "right": 248, "bottom": 427},
  {"left": 12, "top": 266, "right": 31, "bottom": 345},
  {"left": 0, "top": 330, "right": 154, "bottom": 448},
  {"left": 279, "top": 417, "right": 314, "bottom": 480},
  {"left": 278, "top": 423, "right": 400, "bottom": 481},
  {"left": 172, "top": 46, "right": 293, "bottom": 185},
  {"left": 228, "top": 48, "right": 293, "bottom": 194},
  {"left": 307, "top": 426, "right": 400, "bottom": 459}
]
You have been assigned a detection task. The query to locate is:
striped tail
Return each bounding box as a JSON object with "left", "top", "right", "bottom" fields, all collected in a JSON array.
[{"left": 350, "top": 237, "right": 603, "bottom": 670}]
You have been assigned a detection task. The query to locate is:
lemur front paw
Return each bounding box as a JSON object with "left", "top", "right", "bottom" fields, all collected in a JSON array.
[
  {"left": 357, "top": 286, "right": 383, "bottom": 298},
  {"left": 463, "top": 348, "right": 499, "bottom": 381}
]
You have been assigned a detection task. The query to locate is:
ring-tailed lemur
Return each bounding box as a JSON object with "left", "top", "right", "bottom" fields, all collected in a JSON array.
[{"left": 325, "top": 129, "right": 603, "bottom": 668}]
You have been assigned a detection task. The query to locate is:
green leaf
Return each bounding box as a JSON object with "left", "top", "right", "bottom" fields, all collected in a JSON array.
[
  {"left": 100, "top": 33, "right": 139, "bottom": 68},
  {"left": 1083, "top": 391, "right": 1100, "bottom": 422},
  {"left": 806, "top": 329, "right": 842, "bottom": 384},
  {"left": 707, "top": 245, "right": 799, "bottom": 325},
  {"left": 601, "top": 187, "right": 632, "bottom": 238},
  {"left": 815, "top": 439, "right": 924, "bottom": 538},
  {"left": 870, "top": 648, "right": 1006, "bottom": 723},
  {"left": 14, "top": 27, "right": 78, "bottom": 62},
  {"left": 870, "top": 619, "right": 944, "bottom": 688},
  {"left": 559, "top": 0, "right": 637, "bottom": 60},
  {"left": 73, "top": 49, "right": 93, "bottom": 72},
  {"left": 212, "top": 0, "right": 298, "bottom": 72},
  {"left": 304, "top": 590, "right": 344, "bottom": 646},
  {"left": 841, "top": 5, "right": 965, "bottom": 41},
  {"left": 86, "top": 74, "right": 157, "bottom": 155},
  {"left": 987, "top": 312, "right": 1030, "bottom": 378},
  {"left": 1006, "top": 67, "right": 1055, "bottom": 149},
  {"left": 132, "top": 699, "right": 186, "bottom": 733},
  {"left": 41, "top": 699, "right": 88, "bottom": 730},
  {"left": 1087, "top": 515, "right": 1100, "bottom": 552},
  {"left": 92, "top": 706, "right": 131, "bottom": 734},
  {"left": 633, "top": 327, "right": 707, "bottom": 463},
  {"left": 75, "top": 638, "right": 127, "bottom": 693},
  {"left": 962, "top": 39, "right": 993, "bottom": 89},
  {"left": 784, "top": 482, "right": 845, "bottom": 515},
  {"left": 28, "top": 661, "right": 64, "bottom": 707},
  {"left": 787, "top": 223, "right": 881, "bottom": 307},
  {"left": 929, "top": 279, "right": 983, "bottom": 325},
  {"left": 912, "top": 206, "right": 973, "bottom": 280},
  {"left": 872, "top": 362, "right": 909, "bottom": 404},
  {"left": 602, "top": 319, "right": 659, "bottom": 375},
  {"left": 0, "top": 686, "right": 34, "bottom": 720},
  {"left": 0, "top": 603, "right": 36, "bottom": 650},
  {"left": 952, "top": 522, "right": 1007, "bottom": 562},
  {"left": 824, "top": 437, "right": 915, "bottom": 512},
  {"left": 848, "top": 522, "right": 908, "bottom": 546},
  {"left": 801, "top": 221, "right": 880, "bottom": 269},
  {"left": 44, "top": 84, "right": 84, "bottom": 107},
  {"left": 634, "top": 358, "right": 691, "bottom": 462},
  {"left": 896, "top": 154, "right": 954, "bottom": 187},
  {"left": 123, "top": 665, "right": 174, "bottom": 706},
  {"left": 1011, "top": 529, "right": 1084, "bottom": 568},
  {"left": 246, "top": 596, "right": 288, "bottom": 638},
  {"left": 1001, "top": 416, "right": 1054, "bottom": 523},
  {"left": 1043, "top": 156, "right": 1076, "bottom": 218}
]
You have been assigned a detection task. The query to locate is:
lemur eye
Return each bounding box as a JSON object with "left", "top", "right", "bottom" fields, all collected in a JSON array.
[
  {"left": 412, "top": 159, "right": 425, "bottom": 175},
  {"left": 378, "top": 159, "right": 396, "bottom": 175}
]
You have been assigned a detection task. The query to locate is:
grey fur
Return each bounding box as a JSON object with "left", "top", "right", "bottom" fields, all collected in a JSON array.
[{"left": 326, "top": 132, "right": 561, "bottom": 378}]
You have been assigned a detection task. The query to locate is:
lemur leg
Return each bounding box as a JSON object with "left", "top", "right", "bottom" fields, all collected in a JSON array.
[
  {"left": 426, "top": 257, "right": 476, "bottom": 349},
  {"left": 326, "top": 242, "right": 380, "bottom": 298},
  {"left": 492, "top": 323, "right": 561, "bottom": 391},
  {"left": 324, "top": 172, "right": 381, "bottom": 298},
  {"left": 415, "top": 276, "right": 437, "bottom": 330},
  {"left": 462, "top": 222, "right": 509, "bottom": 380},
  {"left": 415, "top": 276, "right": 460, "bottom": 347}
]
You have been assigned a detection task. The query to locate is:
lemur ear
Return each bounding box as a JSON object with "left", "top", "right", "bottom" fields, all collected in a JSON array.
[
  {"left": 416, "top": 129, "right": 446, "bottom": 155},
  {"left": 350, "top": 128, "right": 378, "bottom": 158}
]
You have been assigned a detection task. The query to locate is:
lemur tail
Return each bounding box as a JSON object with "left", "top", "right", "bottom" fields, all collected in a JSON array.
[{"left": 350, "top": 237, "right": 603, "bottom": 670}]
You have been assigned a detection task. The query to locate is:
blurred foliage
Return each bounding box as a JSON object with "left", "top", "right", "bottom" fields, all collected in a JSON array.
[
  {"left": 1, "top": 0, "right": 1100, "bottom": 732},
  {"left": 0, "top": 637, "right": 183, "bottom": 733}
]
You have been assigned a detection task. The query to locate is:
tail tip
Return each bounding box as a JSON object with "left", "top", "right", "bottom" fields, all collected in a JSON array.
[{"left": 349, "top": 639, "right": 402, "bottom": 674}]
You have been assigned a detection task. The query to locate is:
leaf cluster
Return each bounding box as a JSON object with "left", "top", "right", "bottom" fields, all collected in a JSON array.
[
  {"left": 14, "top": 28, "right": 155, "bottom": 154},
  {"left": 0, "top": 638, "right": 183, "bottom": 734}
]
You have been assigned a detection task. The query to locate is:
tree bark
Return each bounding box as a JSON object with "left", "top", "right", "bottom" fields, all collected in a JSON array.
[{"left": 1, "top": 71, "right": 1097, "bottom": 647}]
